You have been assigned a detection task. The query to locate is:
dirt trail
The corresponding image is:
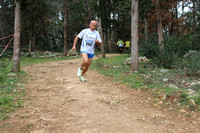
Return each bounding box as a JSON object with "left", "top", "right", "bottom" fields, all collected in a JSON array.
[{"left": 1, "top": 55, "right": 200, "bottom": 133}]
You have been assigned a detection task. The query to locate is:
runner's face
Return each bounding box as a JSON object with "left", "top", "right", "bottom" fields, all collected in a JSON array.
[{"left": 89, "top": 22, "right": 97, "bottom": 31}]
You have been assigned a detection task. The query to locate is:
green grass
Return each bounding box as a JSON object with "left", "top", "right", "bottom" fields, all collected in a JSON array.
[
  {"left": 0, "top": 55, "right": 79, "bottom": 121},
  {"left": 91, "top": 54, "right": 200, "bottom": 110},
  {"left": 0, "top": 58, "right": 26, "bottom": 120}
]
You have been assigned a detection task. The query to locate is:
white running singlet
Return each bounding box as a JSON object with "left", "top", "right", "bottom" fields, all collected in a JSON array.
[{"left": 78, "top": 28, "right": 102, "bottom": 54}]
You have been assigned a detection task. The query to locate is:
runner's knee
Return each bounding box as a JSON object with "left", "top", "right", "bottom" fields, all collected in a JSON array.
[{"left": 83, "top": 59, "right": 89, "bottom": 64}]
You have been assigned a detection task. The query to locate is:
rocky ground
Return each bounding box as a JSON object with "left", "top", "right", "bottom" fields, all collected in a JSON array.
[{"left": 0, "top": 55, "right": 200, "bottom": 133}]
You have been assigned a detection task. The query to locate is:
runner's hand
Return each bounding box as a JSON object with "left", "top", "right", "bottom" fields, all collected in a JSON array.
[
  {"left": 95, "top": 40, "right": 101, "bottom": 46},
  {"left": 72, "top": 46, "right": 76, "bottom": 51}
]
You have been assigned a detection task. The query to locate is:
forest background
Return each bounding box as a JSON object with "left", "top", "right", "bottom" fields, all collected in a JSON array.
[{"left": 0, "top": 0, "right": 199, "bottom": 61}]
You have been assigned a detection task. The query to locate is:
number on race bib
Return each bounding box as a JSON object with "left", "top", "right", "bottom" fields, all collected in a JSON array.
[{"left": 86, "top": 40, "right": 93, "bottom": 46}]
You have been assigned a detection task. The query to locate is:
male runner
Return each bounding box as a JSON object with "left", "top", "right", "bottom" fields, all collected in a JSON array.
[{"left": 72, "top": 20, "right": 102, "bottom": 82}]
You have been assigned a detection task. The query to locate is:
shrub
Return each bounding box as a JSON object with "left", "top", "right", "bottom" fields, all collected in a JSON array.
[
  {"left": 183, "top": 51, "right": 200, "bottom": 76},
  {"left": 139, "top": 34, "right": 159, "bottom": 59},
  {"left": 192, "top": 26, "right": 200, "bottom": 51},
  {"left": 140, "top": 34, "right": 193, "bottom": 69}
]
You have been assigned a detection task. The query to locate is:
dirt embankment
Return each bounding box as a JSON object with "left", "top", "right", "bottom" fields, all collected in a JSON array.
[{"left": 1, "top": 56, "right": 200, "bottom": 133}]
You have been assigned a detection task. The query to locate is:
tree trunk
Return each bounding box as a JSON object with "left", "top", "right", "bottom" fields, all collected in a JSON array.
[
  {"left": 99, "top": 17, "right": 106, "bottom": 58},
  {"left": 49, "top": 34, "right": 57, "bottom": 47},
  {"left": 192, "top": 0, "right": 196, "bottom": 33},
  {"left": 156, "top": 0, "right": 164, "bottom": 49},
  {"left": 97, "top": 0, "right": 105, "bottom": 58},
  {"left": 105, "top": 27, "right": 108, "bottom": 52},
  {"left": 32, "top": 32, "right": 36, "bottom": 51},
  {"left": 11, "top": 1, "right": 21, "bottom": 72},
  {"left": 0, "top": 18, "right": 6, "bottom": 45},
  {"left": 168, "top": 22, "right": 173, "bottom": 36},
  {"left": 131, "top": 0, "right": 139, "bottom": 72},
  {"left": 181, "top": 1, "right": 185, "bottom": 35},
  {"left": 144, "top": 17, "right": 148, "bottom": 45},
  {"left": 175, "top": 2, "right": 180, "bottom": 36},
  {"left": 108, "top": 31, "right": 112, "bottom": 53},
  {"left": 28, "top": 30, "right": 32, "bottom": 57},
  {"left": 63, "top": 0, "right": 68, "bottom": 56},
  {"left": 0, "top": 0, "right": 7, "bottom": 45},
  {"left": 108, "top": 1, "right": 112, "bottom": 53},
  {"left": 0, "top": 0, "right": 9, "bottom": 35}
]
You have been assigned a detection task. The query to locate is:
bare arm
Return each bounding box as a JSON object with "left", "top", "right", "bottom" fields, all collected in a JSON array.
[
  {"left": 95, "top": 39, "right": 101, "bottom": 46},
  {"left": 72, "top": 36, "right": 79, "bottom": 51}
]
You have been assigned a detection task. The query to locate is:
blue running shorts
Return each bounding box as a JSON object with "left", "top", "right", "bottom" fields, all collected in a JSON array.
[{"left": 81, "top": 51, "right": 95, "bottom": 58}]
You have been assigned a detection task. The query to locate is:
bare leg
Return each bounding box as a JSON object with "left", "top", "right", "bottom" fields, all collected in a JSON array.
[
  {"left": 80, "top": 53, "right": 92, "bottom": 76},
  {"left": 82, "top": 58, "right": 92, "bottom": 76},
  {"left": 80, "top": 53, "right": 89, "bottom": 70}
]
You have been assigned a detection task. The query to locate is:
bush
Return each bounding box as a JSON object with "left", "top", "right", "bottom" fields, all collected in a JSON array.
[
  {"left": 163, "top": 34, "right": 192, "bottom": 57},
  {"left": 139, "top": 34, "right": 160, "bottom": 59},
  {"left": 192, "top": 26, "right": 200, "bottom": 51},
  {"left": 183, "top": 51, "right": 200, "bottom": 76},
  {"left": 140, "top": 34, "right": 193, "bottom": 69},
  {"left": 156, "top": 50, "right": 179, "bottom": 69},
  {"left": 0, "top": 47, "right": 13, "bottom": 58}
]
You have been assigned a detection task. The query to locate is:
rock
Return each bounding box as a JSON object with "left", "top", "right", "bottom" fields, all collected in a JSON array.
[
  {"left": 39, "top": 56, "right": 46, "bottom": 58},
  {"left": 103, "top": 65, "right": 109, "bottom": 68},
  {"left": 68, "top": 49, "right": 78, "bottom": 56},
  {"left": 139, "top": 56, "right": 149, "bottom": 63},
  {"left": 139, "top": 117, "right": 145, "bottom": 121},
  {"left": 177, "top": 103, "right": 181, "bottom": 106},
  {"left": 152, "top": 114, "right": 166, "bottom": 118},
  {"left": 125, "top": 56, "right": 150, "bottom": 65},
  {"left": 152, "top": 87, "right": 158, "bottom": 92},
  {"left": 17, "top": 83, "right": 24, "bottom": 87},
  {"left": 125, "top": 57, "right": 131, "bottom": 65},
  {"left": 192, "top": 121, "right": 198, "bottom": 124},
  {"left": 157, "top": 101, "right": 163, "bottom": 106},
  {"left": 160, "top": 69, "right": 168, "bottom": 73},
  {"left": 7, "top": 73, "right": 17, "bottom": 77},
  {"left": 189, "top": 99, "right": 196, "bottom": 106},
  {"left": 143, "top": 127, "right": 148, "bottom": 130},
  {"left": 169, "top": 84, "right": 178, "bottom": 89},
  {"left": 163, "top": 78, "right": 169, "bottom": 82},
  {"left": 154, "top": 101, "right": 163, "bottom": 107},
  {"left": 184, "top": 50, "right": 199, "bottom": 58},
  {"left": 113, "top": 66, "right": 121, "bottom": 69},
  {"left": 187, "top": 89, "right": 198, "bottom": 98},
  {"left": 158, "top": 94, "right": 166, "bottom": 100},
  {"left": 191, "top": 81, "right": 200, "bottom": 86},
  {"left": 173, "top": 99, "right": 177, "bottom": 102},
  {"left": 164, "top": 120, "right": 174, "bottom": 126},
  {"left": 24, "top": 51, "right": 62, "bottom": 57},
  {"left": 179, "top": 109, "right": 187, "bottom": 113},
  {"left": 140, "top": 86, "right": 148, "bottom": 90},
  {"left": 48, "top": 53, "right": 56, "bottom": 57},
  {"left": 169, "top": 107, "right": 175, "bottom": 110}
]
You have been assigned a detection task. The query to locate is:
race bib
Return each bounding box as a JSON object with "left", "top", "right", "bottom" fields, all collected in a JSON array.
[
  {"left": 118, "top": 43, "right": 123, "bottom": 47},
  {"left": 85, "top": 40, "right": 93, "bottom": 46}
]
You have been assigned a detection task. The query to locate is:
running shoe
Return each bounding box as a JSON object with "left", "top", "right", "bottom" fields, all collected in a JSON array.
[
  {"left": 79, "top": 76, "right": 86, "bottom": 82},
  {"left": 77, "top": 67, "right": 83, "bottom": 77}
]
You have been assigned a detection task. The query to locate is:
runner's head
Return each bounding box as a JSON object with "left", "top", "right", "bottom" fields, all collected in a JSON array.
[{"left": 89, "top": 20, "right": 97, "bottom": 31}]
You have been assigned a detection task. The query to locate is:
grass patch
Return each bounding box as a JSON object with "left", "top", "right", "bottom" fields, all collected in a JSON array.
[
  {"left": 0, "top": 58, "right": 26, "bottom": 120},
  {"left": 91, "top": 54, "right": 200, "bottom": 110},
  {"left": 91, "top": 55, "right": 145, "bottom": 88},
  {"left": 0, "top": 55, "right": 79, "bottom": 121}
]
